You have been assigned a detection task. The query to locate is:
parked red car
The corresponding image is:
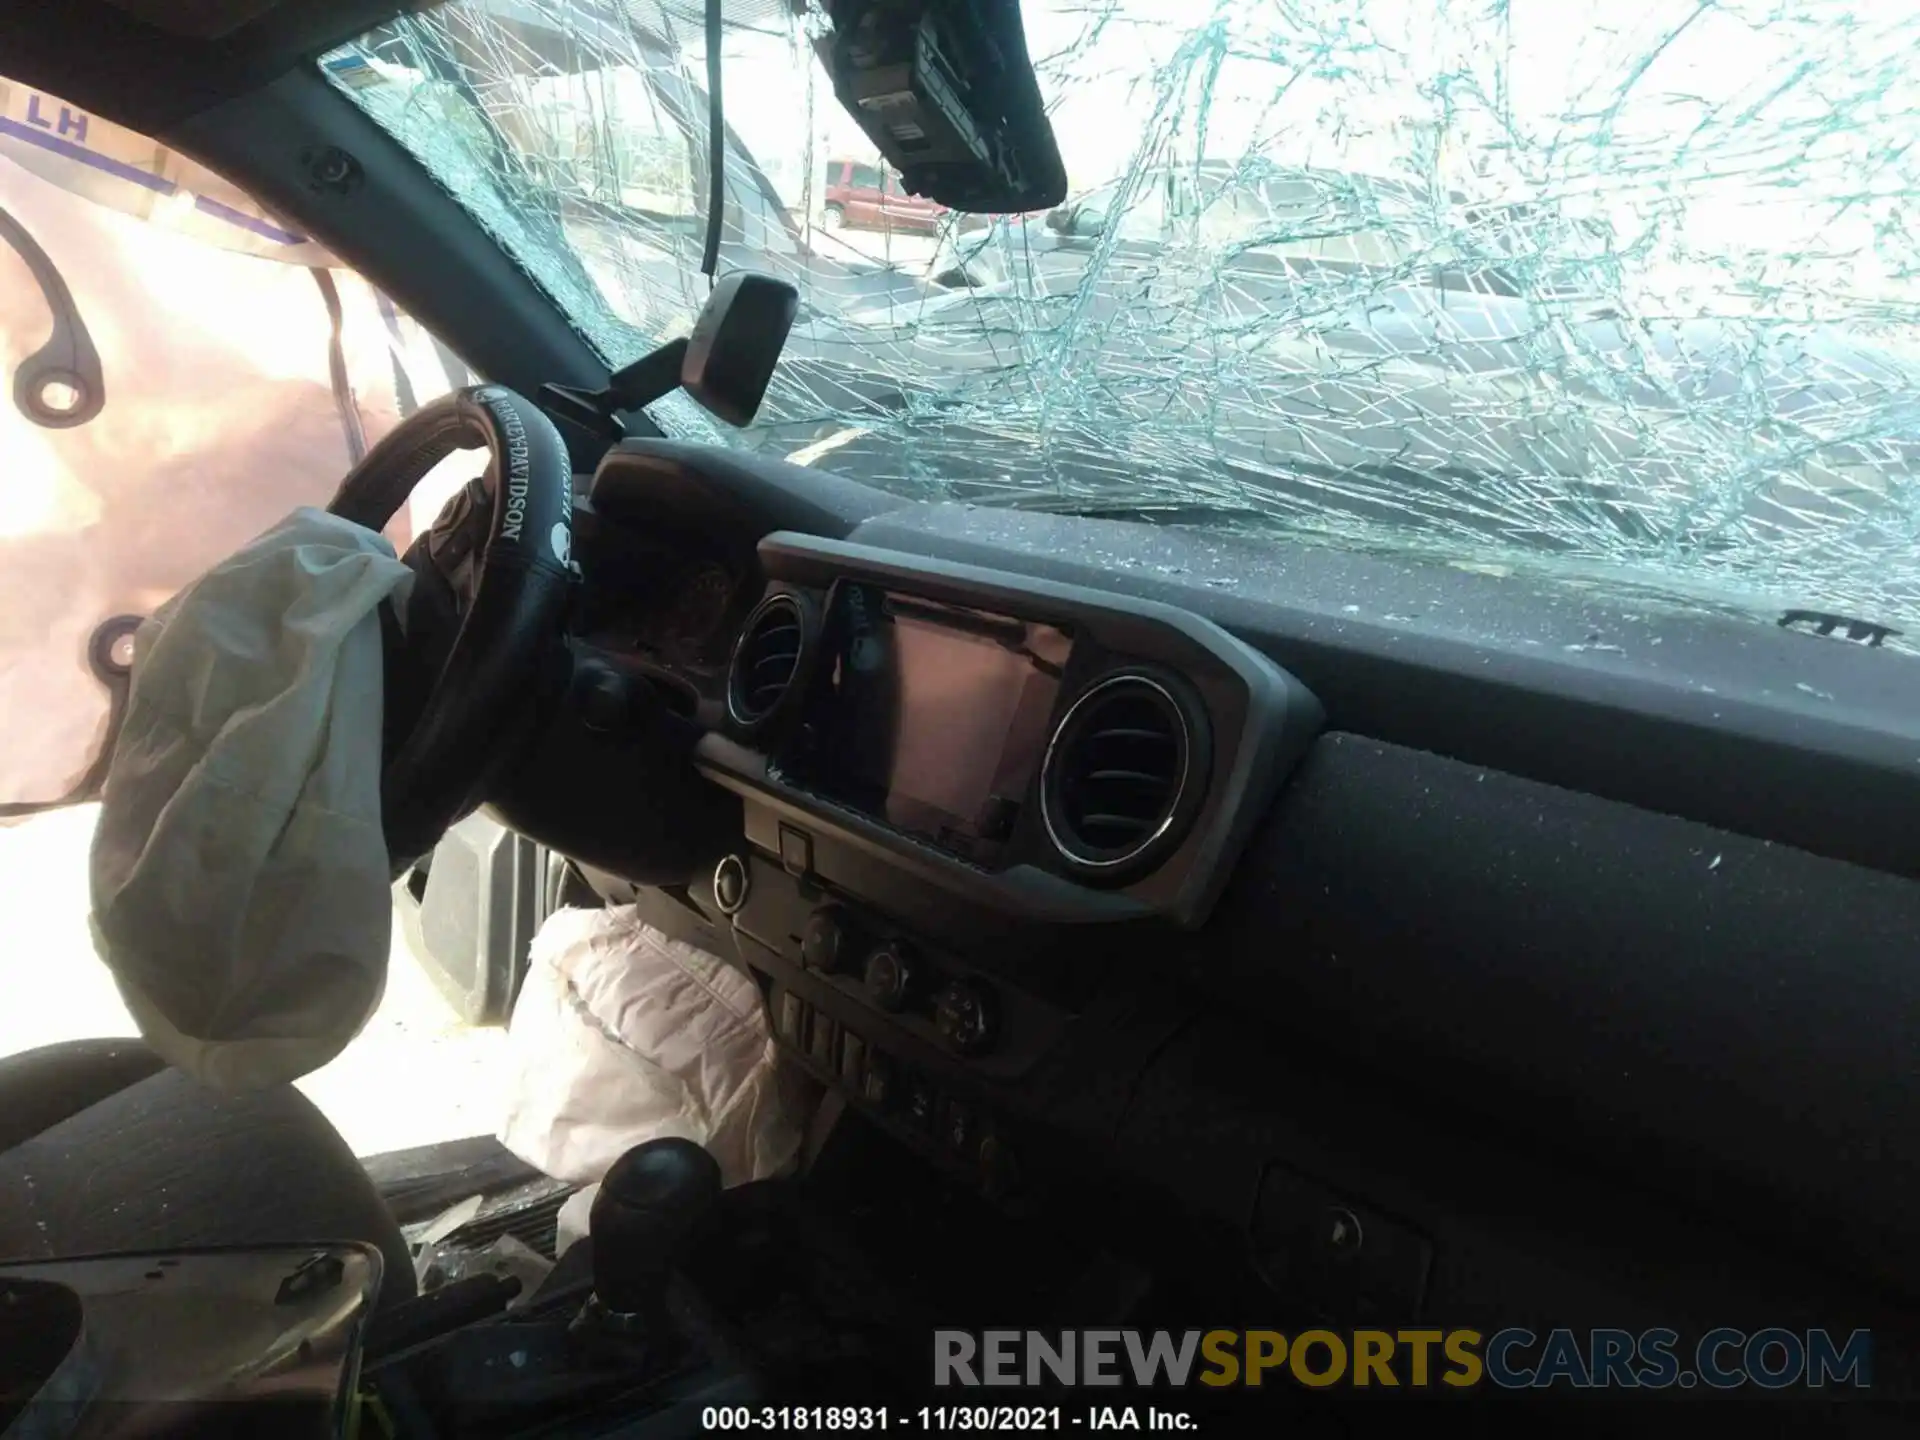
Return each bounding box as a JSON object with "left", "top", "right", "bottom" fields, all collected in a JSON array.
[{"left": 820, "top": 157, "right": 947, "bottom": 234}]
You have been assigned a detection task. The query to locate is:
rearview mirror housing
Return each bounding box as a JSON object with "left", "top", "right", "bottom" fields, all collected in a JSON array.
[
  {"left": 681, "top": 272, "right": 800, "bottom": 427},
  {"left": 817, "top": 0, "right": 1067, "bottom": 214}
]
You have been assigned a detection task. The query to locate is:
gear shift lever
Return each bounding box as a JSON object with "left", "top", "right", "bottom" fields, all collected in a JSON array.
[{"left": 585, "top": 1137, "right": 722, "bottom": 1332}]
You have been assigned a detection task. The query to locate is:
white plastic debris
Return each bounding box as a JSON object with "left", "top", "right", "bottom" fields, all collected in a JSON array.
[
  {"left": 554, "top": 1184, "right": 596, "bottom": 1260},
  {"left": 413, "top": 1193, "right": 486, "bottom": 1248}
]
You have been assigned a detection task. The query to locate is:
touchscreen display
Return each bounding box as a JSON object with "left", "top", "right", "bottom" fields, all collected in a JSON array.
[{"left": 804, "top": 584, "right": 1073, "bottom": 858}]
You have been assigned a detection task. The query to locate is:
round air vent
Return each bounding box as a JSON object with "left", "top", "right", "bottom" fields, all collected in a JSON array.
[
  {"left": 727, "top": 592, "right": 807, "bottom": 727},
  {"left": 1040, "top": 672, "right": 1210, "bottom": 879}
]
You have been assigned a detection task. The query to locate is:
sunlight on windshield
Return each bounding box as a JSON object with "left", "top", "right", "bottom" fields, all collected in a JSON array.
[{"left": 327, "top": 0, "right": 1920, "bottom": 640}]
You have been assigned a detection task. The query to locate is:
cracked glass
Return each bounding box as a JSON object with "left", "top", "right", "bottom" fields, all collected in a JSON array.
[{"left": 326, "top": 0, "right": 1920, "bottom": 646}]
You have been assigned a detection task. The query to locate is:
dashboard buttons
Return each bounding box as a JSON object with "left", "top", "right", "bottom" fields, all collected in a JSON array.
[
  {"left": 904, "top": 1075, "right": 939, "bottom": 1133},
  {"left": 862, "top": 943, "right": 920, "bottom": 1013},
  {"left": 934, "top": 978, "right": 998, "bottom": 1056},
  {"left": 942, "top": 1100, "right": 976, "bottom": 1155},
  {"left": 839, "top": 1029, "right": 867, "bottom": 1087},
  {"left": 1250, "top": 1163, "right": 1432, "bottom": 1321},
  {"left": 862, "top": 1051, "right": 894, "bottom": 1108},
  {"left": 778, "top": 824, "right": 813, "bottom": 878},
  {"left": 774, "top": 990, "right": 805, "bottom": 1045},
  {"left": 1325, "top": 1207, "right": 1364, "bottom": 1259},
  {"left": 809, "top": 1013, "right": 840, "bottom": 1070},
  {"left": 712, "top": 855, "right": 750, "bottom": 915},
  {"left": 800, "top": 906, "right": 851, "bottom": 973}
]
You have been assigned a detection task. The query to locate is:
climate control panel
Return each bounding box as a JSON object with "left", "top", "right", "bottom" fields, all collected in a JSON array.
[
  {"left": 796, "top": 910, "right": 1007, "bottom": 1058},
  {"left": 720, "top": 848, "right": 1068, "bottom": 1079},
  {"left": 714, "top": 845, "right": 1073, "bottom": 1209}
]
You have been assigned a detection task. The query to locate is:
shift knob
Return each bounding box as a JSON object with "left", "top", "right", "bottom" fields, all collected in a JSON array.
[{"left": 588, "top": 1137, "right": 723, "bottom": 1317}]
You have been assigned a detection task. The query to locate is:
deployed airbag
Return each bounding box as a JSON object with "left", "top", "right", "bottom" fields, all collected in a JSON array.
[
  {"left": 498, "top": 905, "right": 812, "bottom": 1193},
  {"left": 89, "top": 508, "right": 413, "bottom": 1091}
]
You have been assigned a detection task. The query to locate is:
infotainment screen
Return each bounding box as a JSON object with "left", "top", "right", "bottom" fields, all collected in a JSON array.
[{"left": 795, "top": 583, "right": 1074, "bottom": 861}]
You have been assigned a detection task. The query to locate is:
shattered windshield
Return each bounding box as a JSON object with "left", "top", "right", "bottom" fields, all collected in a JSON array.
[{"left": 326, "top": 0, "right": 1920, "bottom": 642}]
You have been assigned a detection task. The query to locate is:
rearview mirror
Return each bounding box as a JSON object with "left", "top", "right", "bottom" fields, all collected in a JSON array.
[
  {"left": 817, "top": 0, "right": 1067, "bottom": 214},
  {"left": 681, "top": 272, "right": 800, "bottom": 427}
]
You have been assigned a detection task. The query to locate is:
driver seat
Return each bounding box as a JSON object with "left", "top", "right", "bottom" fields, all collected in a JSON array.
[{"left": 0, "top": 1039, "right": 418, "bottom": 1310}]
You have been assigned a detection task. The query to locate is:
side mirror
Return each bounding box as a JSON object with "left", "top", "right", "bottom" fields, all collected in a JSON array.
[{"left": 681, "top": 272, "right": 801, "bottom": 427}]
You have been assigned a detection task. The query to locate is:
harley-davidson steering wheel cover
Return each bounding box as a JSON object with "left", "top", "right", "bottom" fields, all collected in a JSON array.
[{"left": 328, "top": 385, "right": 574, "bottom": 867}]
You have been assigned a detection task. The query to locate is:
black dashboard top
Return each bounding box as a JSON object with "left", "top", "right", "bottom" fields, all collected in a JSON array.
[
  {"left": 845, "top": 501, "right": 1920, "bottom": 885},
  {"left": 565, "top": 435, "right": 1920, "bottom": 888}
]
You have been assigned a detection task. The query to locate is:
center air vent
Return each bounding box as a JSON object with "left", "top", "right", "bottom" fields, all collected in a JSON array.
[
  {"left": 728, "top": 593, "right": 807, "bottom": 727},
  {"left": 1040, "top": 672, "right": 1210, "bottom": 880}
]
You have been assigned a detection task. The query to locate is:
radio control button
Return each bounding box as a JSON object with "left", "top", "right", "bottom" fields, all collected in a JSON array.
[
  {"left": 935, "top": 978, "right": 997, "bottom": 1056},
  {"left": 800, "top": 906, "right": 851, "bottom": 973},
  {"left": 863, "top": 943, "right": 920, "bottom": 1012}
]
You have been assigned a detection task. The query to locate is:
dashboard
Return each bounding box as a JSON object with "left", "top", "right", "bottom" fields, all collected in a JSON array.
[
  {"left": 699, "top": 533, "right": 1319, "bottom": 928},
  {"left": 545, "top": 488, "right": 1323, "bottom": 1213},
  {"left": 485, "top": 436, "right": 1920, "bottom": 1397}
]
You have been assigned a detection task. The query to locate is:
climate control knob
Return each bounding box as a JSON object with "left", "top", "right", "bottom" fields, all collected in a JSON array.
[
  {"left": 934, "top": 978, "right": 998, "bottom": 1056},
  {"left": 800, "top": 906, "right": 851, "bottom": 973},
  {"left": 863, "top": 943, "right": 920, "bottom": 1013}
]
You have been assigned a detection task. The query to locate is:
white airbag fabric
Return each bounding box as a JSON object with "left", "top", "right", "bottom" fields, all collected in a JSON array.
[
  {"left": 89, "top": 507, "right": 413, "bottom": 1092},
  {"left": 499, "top": 905, "right": 812, "bottom": 1191}
]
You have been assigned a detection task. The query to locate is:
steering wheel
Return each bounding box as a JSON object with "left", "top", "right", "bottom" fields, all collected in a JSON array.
[{"left": 327, "top": 384, "right": 574, "bottom": 869}]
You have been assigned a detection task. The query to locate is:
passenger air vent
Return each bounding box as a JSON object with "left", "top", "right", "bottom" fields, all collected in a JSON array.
[
  {"left": 728, "top": 593, "right": 807, "bottom": 727},
  {"left": 1040, "top": 673, "right": 1210, "bottom": 880}
]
